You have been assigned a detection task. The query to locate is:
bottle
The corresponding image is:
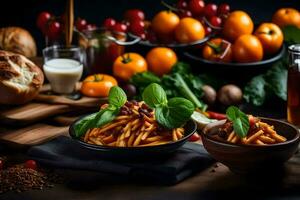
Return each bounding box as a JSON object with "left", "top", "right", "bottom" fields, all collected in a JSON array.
[{"left": 287, "top": 44, "right": 300, "bottom": 126}]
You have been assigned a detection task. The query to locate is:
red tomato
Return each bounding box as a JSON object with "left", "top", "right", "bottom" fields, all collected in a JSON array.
[
  {"left": 103, "top": 18, "right": 116, "bottom": 30},
  {"left": 129, "top": 20, "right": 145, "bottom": 35},
  {"left": 37, "top": 11, "right": 52, "bottom": 32},
  {"left": 189, "top": 133, "right": 201, "bottom": 142},
  {"left": 75, "top": 18, "right": 87, "bottom": 31},
  {"left": 25, "top": 160, "right": 37, "bottom": 170},
  {"left": 46, "top": 21, "right": 61, "bottom": 40},
  {"left": 217, "top": 4, "right": 230, "bottom": 16},
  {"left": 188, "top": 0, "right": 205, "bottom": 16},
  {"left": 124, "top": 9, "right": 145, "bottom": 22},
  {"left": 113, "top": 23, "right": 127, "bottom": 33},
  {"left": 204, "top": 4, "right": 218, "bottom": 18}
]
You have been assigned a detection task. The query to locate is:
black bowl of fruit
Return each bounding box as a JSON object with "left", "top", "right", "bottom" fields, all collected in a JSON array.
[
  {"left": 100, "top": 1, "right": 232, "bottom": 52},
  {"left": 183, "top": 10, "right": 286, "bottom": 70}
]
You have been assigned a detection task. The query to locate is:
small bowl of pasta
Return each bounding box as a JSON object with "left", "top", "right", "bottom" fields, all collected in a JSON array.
[
  {"left": 69, "top": 100, "right": 197, "bottom": 159},
  {"left": 201, "top": 116, "right": 300, "bottom": 173}
]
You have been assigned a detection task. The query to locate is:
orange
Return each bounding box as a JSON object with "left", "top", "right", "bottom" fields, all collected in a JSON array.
[
  {"left": 174, "top": 17, "right": 205, "bottom": 43},
  {"left": 151, "top": 11, "right": 180, "bottom": 36},
  {"left": 233, "top": 34, "right": 263, "bottom": 63},
  {"left": 146, "top": 47, "right": 177, "bottom": 76},
  {"left": 272, "top": 8, "right": 300, "bottom": 28},
  {"left": 222, "top": 10, "right": 254, "bottom": 42},
  {"left": 254, "top": 23, "right": 283, "bottom": 55}
]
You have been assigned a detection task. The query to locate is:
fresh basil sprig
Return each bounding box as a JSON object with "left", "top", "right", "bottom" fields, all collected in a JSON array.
[
  {"left": 142, "top": 83, "right": 194, "bottom": 129},
  {"left": 74, "top": 86, "right": 127, "bottom": 138},
  {"left": 226, "top": 106, "right": 249, "bottom": 138}
]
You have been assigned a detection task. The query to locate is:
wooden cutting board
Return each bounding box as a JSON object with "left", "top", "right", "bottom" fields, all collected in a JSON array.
[
  {"left": 0, "top": 123, "right": 69, "bottom": 146},
  {"left": 0, "top": 84, "right": 106, "bottom": 125}
]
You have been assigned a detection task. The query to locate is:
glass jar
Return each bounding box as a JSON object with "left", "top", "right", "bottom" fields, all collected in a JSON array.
[
  {"left": 77, "top": 28, "right": 140, "bottom": 75},
  {"left": 287, "top": 44, "right": 300, "bottom": 126}
]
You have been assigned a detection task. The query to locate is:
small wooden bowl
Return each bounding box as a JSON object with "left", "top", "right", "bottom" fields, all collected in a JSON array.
[{"left": 201, "top": 118, "right": 300, "bottom": 174}]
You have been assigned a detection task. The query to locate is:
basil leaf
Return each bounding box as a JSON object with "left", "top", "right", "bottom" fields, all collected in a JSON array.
[
  {"left": 226, "top": 106, "right": 249, "bottom": 138},
  {"left": 95, "top": 106, "right": 119, "bottom": 128},
  {"left": 74, "top": 86, "right": 127, "bottom": 138},
  {"left": 155, "top": 97, "right": 194, "bottom": 129},
  {"left": 74, "top": 112, "right": 99, "bottom": 138},
  {"left": 108, "top": 86, "right": 127, "bottom": 107},
  {"left": 142, "top": 83, "right": 167, "bottom": 108}
]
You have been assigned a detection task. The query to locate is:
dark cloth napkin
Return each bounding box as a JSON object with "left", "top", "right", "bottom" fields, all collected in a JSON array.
[{"left": 27, "top": 136, "right": 214, "bottom": 185}]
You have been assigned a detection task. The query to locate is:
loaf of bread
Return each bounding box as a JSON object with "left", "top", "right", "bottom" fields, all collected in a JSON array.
[
  {"left": 0, "top": 50, "right": 44, "bottom": 104},
  {"left": 0, "top": 27, "right": 37, "bottom": 58}
]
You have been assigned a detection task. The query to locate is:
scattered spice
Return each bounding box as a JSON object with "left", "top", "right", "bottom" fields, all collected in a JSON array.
[{"left": 0, "top": 164, "right": 63, "bottom": 194}]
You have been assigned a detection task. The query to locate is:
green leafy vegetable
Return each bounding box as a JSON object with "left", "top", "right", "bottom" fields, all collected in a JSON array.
[
  {"left": 226, "top": 106, "right": 249, "bottom": 138},
  {"left": 265, "top": 62, "right": 287, "bottom": 101},
  {"left": 142, "top": 83, "right": 195, "bottom": 129},
  {"left": 282, "top": 25, "right": 300, "bottom": 44},
  {"left": 243, "top": 61, "right": 287, "bottom": 106},
  {"left": 243, "top": 75, "right": 267, "bottom": 106},
  {"left": 130, "top": 62, "right": 207, "bottom": 110},
  {"left": 74, "top": 86, "right": 127, "bottom": 138}
]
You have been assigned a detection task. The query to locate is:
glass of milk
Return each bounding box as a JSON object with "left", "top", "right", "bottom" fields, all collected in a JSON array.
[{"left": 43, "top": 45, "right": 84, "bottom": 94}]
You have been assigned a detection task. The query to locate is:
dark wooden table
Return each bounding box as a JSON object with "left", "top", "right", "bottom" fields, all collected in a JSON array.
[{"left": 1, "top": 144, "right": 300, "bottom": 200}]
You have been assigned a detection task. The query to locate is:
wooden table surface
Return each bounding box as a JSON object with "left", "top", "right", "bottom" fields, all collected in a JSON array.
[{"left": 1, "top": 144, "right": 300, "bottom": 200}]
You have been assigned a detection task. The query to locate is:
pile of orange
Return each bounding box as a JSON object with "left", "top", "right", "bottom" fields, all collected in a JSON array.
[{"left": 202, "top": 8, "right": 300, "bottom": 63}]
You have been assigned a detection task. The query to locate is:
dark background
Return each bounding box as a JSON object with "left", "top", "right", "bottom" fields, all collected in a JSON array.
[{"left": 0, "top": 0, "right": 299, "bottom": 54}]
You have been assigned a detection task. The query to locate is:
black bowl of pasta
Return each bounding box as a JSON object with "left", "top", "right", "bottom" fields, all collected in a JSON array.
[{"left": 69, "top": 114, "right": 197, "bottom": 159}]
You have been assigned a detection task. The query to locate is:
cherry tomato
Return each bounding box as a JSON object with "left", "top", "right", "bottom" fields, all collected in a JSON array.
[
  {"left": 233, "top": 34, "right": 263, "bottom": 63},
  {"left": 25, "top": 160, "right": 37, "bottom": 170},
  {"left": 129, "top": 20, "right": 145, "bottom": 35},
  {"left": 178, "top": 10, "right": 193, "bottom": 18},
  {"left": 103, "top": 18, "right": 116, "bottom": 30},
  {"left": 124, "top": 9, "right": 145, "bottom": 22},
  {"left": 151, "top": 11, "right": 180, "bottom": 36},
  {"left": 223, "top": 10, "right": 254, "bottom": 42},
  {"left": 202, "top": 38, "right": 233, "bottom": 62},
  {"left": 188, "top": 0, "right": 205, "bottom": 16},
  {"left": 112, "top": 23, "right": 127, "bottom": 33},
  {"left": 81, "top": 74, "right": 118, "bottom": 97},
  {"left": 204, "top": 26, "right": 212, "bottom": 35},
  {"left": 189, "top": 133, "right": 201, "bottom": 142},
  {"left": 146, "top": 47, "right": 177, "bottom": 76},
  {"left": 75, "top": 18, "right": 87, "bottom": 31},
  {"left": 204, "top": 4, "right": 218, "bottom": 18},
  {"left": 0, "top": 159, "right": 3, "bottom": 170},
  {"left": 37, "top": 11, "right": 52, "bottom": 33},
  {"left": 175, "top": 17, "right": 205, "bottom": 43},
  {"left": 210, "top": 16, "right": 222, "bottom": 27},
  {"left": 113, "top": 53, "right": 148, "bottom": 81},
  {"left": 249, "top": 115, "right": 257, "bottom": 127},
  {"left": 272, "top": 8, "right": 300, "bottom": 29},
  {"left": 217, "top": 3, "right": 230, "bottom": 16},
  {"left": 254, "top": 23, "right": 283, "bottom": 55},
  {"left": 177, "top": 0, "right": 188, "bottom": 9},
  {"left": 47, "top": 21, "right": 61, "bottom": 40}
]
